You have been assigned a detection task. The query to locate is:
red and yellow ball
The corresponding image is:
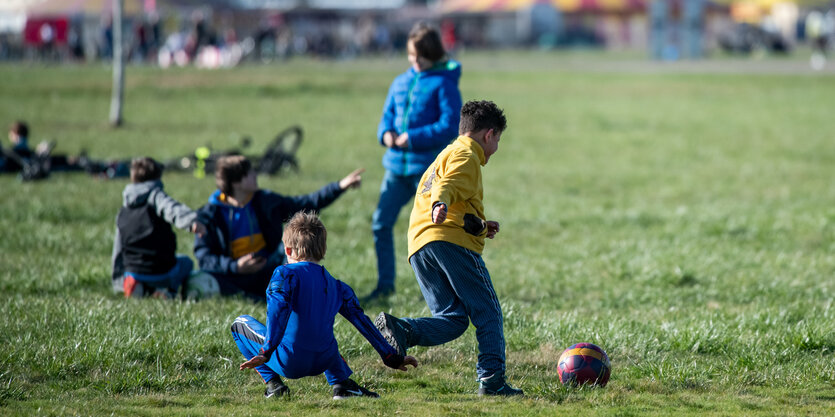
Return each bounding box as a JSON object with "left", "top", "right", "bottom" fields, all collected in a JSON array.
[{"left": 557, "top": 343, "right": 611, "bottom": 387}]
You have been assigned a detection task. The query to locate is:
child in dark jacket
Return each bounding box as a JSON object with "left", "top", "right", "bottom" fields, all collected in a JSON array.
[
  {"left": 111, "top": 157, "right": 206, "bottom": 298},
  {"left": 233, "top": 211, "right": 418, "bottom": 399},
  {"left": 194, "top": 155, "right": 363, "bottom": 301},
  {"left": 367, "top": 22, "right": 463, "bottom": 302}
]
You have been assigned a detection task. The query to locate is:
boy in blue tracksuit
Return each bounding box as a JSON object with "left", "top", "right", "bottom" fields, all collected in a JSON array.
[
  {"left": 232, "top": 211, "right": 418, "bottom": 399},
  {"left": 366, "top": 22, "right": 463, "bottom": 302}
]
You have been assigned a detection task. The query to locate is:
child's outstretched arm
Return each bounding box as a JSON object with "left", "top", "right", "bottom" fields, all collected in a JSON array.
[
  {"left": 336, "top": 281, "right": 419, "bottom": 371},
  {"left": 150, "top": 188, "right": 198, "bottom": 231}
]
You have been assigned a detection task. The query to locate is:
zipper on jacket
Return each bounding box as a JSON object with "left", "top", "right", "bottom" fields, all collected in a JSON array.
[{"left": 400, "top": 73, "right": 420, "bottom": 175}]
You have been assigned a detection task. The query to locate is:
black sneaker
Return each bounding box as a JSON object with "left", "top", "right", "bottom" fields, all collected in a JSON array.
[
  {"left": 374, "top": 312, "right": 409, "bottom": 356},
  {"left": 477, "top": 374, "right": 523, "bottom": 397},
  {"left": 264, "top": 377, "right": 290, "bottom": 398},
  {"left": 332, "top": 378, "right": 379, "bottom": 400}
]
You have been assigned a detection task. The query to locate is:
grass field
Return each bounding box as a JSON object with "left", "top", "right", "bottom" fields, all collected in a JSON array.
[{"left": 1, "top": 52, "right": 834, "bottom": 416}]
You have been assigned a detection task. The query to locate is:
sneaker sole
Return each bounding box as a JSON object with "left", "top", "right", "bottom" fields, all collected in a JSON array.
[
  {"left": 477, "top": 388, "right": 524, "bottom": 397},
  {"left": 374, "top": 313, "right": 407, "bottom": 356},
  {"left": 333, "top": 392, "right": 379, "bottom": 400}
]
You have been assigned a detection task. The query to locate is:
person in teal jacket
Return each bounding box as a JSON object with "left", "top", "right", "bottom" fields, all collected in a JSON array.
[{"left": 366, "top": 22, "right": 463, "bottom": 302}]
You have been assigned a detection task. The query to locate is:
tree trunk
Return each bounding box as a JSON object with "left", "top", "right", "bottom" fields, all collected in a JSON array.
[{"left": 109, "top": 0, "right": 124, "bottom": 127}]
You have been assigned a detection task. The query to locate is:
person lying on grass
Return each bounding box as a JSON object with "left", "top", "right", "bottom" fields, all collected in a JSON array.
[{"left": 232, "top": 211, "right": 418, "bottom": 399}]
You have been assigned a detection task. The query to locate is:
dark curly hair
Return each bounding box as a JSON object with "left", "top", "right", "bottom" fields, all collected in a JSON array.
[{"left": 459, "top": 100, "right": 507, "bottom": 135}]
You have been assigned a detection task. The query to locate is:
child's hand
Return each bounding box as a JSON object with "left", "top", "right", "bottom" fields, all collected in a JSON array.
[
  {"left": 383, "top": 353, "right": 419, "bottom": 371},
  {"left": 339, "top": 168, "right": 365, "bottom": 190},
  {"left": 240, "top": 354, "right": 267, "bottom": 370},
  {"left": 191, "top": 222, "right": 207, "bottom": 237},
  {"left": 486, "top": 221, "right": 500, "bottom": 239},
  {"left": 399, "top": 355, "right": 419, "bottom": 370},
  {"left": 432, "top": 203, "right": 447, "bottom": 224},
  {"left": 237, "top": 253, "right": 266, "bottom": 274},
  {"left": 383, "top": 131, "right": 396, "bottom": 148},
  {"left": 394, "top": 132, "right": 409, "bottom": 148}
]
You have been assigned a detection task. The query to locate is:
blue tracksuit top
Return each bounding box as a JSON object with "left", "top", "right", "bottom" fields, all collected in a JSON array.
[
  {"left": 377, "top": 60, "right": 462, "bottom": 176},
  {"left": 258, "top": 262, "right": 397, "bottom": 360}
]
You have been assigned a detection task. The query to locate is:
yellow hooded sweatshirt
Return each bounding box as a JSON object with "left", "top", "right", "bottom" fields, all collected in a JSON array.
[{"left": 408, "top": 135, "right": 487, "bottom": 258}]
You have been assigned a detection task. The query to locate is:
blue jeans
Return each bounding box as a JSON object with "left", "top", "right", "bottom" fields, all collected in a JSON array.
[
  {"left": 125, "top": 255, "right": 193, "bottom": 292},
  {"left": 404, "top": 241, "right": 506, "bottom": 380},
  {"left": 372, "top": 170, "right": 422, "bottom": 291},
  {"left": 230, "top": 315, "right": 352, "bottom": 385}
]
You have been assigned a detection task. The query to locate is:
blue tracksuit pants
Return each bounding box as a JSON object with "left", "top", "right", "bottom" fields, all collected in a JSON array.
[
  {"left": 125, "top": 255, "right": 193, "bottom": 293},
  {"left": 405, "top": 241, "right": 506, "bottom": 380},
  {"left": 230, "top": 315, "right": 352, "bottom": 385}
]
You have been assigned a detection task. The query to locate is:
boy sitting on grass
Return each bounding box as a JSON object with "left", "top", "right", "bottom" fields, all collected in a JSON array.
[
  {"left": 232, "top": 211, "right": 418, "bottom": 400},
  {"left": 195, "top": 155, "right": 364, "bottom": 301},
  {"left": 111, "top": 157, "right": 206, "bottom": 298}
]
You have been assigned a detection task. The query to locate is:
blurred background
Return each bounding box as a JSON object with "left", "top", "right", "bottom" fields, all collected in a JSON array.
[{"left": 0, "top": 0, "right": 833, "bottom": 69}]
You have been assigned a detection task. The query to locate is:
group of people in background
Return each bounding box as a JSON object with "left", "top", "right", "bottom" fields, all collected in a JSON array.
[
  {"left": 99, "top": 22, "right": 521, "bottom": 399},
  {"left": 0, "top": 10, "right": 459, "bottom": 68},
  {"left": 0, "top": 121, "right": 133, "bottom": 180}
]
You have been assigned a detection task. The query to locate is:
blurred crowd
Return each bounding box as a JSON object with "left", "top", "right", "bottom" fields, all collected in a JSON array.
[
  {"left": 1, "top": 5, "right": 834, "bottom": 68},
  {"left": 718, "top": 8, "right": 835, "bottom": 57},
  {"left": 0, "top": 10, "right": 452, "bottom": 68}
]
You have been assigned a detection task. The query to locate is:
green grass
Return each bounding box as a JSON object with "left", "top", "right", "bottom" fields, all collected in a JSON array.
[{"left": 1, "top": 52, "right": 834, "bottom": 416}]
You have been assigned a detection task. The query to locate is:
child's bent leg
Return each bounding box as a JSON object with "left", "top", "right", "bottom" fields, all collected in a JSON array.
[
  {"left": 168, "top": 255, "right": 193, "bottom": 292},
  {"left": 405, "top": 243, "right": 471, "bottom": 347},
  {"left": 230, "top": 315, "right": 281, "bottom": 383},
  {"left": 212, "top": 269, "right": 270, "bottom": 302},
  {"left": 322, "top": 353, "right": 353, "bottom": 386},
  {"left": 433, "top": 242, "right": 506, "bottom": 381},
  {"left": 125, "top": 255, "right": 193, "bottom": 295}
]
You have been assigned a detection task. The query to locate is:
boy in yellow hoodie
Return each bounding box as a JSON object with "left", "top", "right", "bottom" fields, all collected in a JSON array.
[{"left": 375, "top": 100, "right": 522, "bottom": 396}]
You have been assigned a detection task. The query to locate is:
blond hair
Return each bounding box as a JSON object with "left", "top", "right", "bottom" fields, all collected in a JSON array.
[{"left": 283, "top": 211, "right": 327, "bottom": 262}]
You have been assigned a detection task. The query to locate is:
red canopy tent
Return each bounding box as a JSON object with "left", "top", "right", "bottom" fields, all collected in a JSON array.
[
  {"left": 23, "top": 16, "right": 67, "bottom": 45},
  {"left": 20, "top": 0, "right": 144, "bottom": 46}
]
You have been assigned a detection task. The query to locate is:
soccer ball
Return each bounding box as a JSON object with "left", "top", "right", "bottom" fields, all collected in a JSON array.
[
  {"left": 184, "top": 271, "right": 220, "bottom": 300},
  {"left": 557, "top": 343, "right": 611, "bottom": 387}
]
